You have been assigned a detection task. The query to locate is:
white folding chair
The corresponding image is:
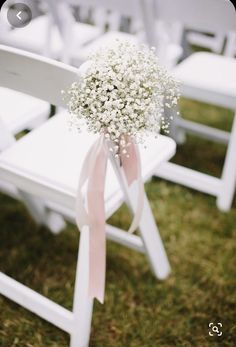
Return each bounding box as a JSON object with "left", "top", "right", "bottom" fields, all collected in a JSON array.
[
  {"left": 0, "top": 49, "right": 51, "bottom": 210},
  {"left": 0, "top": 1, "right": 51, "bottom": 134},
  {"left": 46, "top": 0, "right": 182, "bottom": 68},
  {"left": 154, "top": 0, "right": 236, "bottom": 211},
  {"left": 0, "top": 0, "right": 102, "bottom": 60},
  {"left": 0, "top": 45, "right": 176, "bottom": 346},
  {"left": 0, "top": 87, "right": 51, "bottom": 201},
  {"left": 0, "top": 111, "right": 66, "bottom": 234}
]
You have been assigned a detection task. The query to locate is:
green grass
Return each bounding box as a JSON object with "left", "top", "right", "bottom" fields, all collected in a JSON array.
[{"left": 0, "top": 99, "right": 236, "bottom": 346}]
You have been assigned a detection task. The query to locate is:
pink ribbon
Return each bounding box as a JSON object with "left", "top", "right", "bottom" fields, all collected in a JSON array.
[{"left": 75, "top": 134, "right": 144, "bottom": 303}]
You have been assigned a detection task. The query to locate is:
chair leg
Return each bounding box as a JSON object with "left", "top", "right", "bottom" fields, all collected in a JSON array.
[
  {"left": 137, "top": 194, "right": 171, "bottom": 279},
  {"left": 70, "top": 227, "right": 94, "bottom": 347},
  {"left": 109, "top": 155, "right": 171, "bottom": 280},
  {"left": 217, "top": 113, "right": 236, "bottom": 211},
  {"left": 18, "top": 190, "right": 66, "bottom": 234},
  {"left": 18, "top": 190, "right": 49, "bottom": 224},
  {"left": 128, "top": 183, "right": 171, "bottom": 279}
]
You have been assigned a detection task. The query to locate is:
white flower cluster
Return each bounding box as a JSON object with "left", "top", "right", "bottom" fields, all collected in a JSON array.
[{"left": 65, "top": 41, "right": 180, "bottom": 155}]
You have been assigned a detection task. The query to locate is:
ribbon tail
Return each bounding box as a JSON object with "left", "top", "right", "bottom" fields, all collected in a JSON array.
[
  {"left": 87, "top": 136, "right": 108, "bottom": 303},
  {"left": 76, "top": 134, "right": 144, "bottom": 304},
  {"left": 88, "top": 223, "right": 106, "bottom": 303}
]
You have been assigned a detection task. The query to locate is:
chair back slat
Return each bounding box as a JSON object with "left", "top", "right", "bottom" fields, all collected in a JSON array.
[
  {"left": 0, "top": 45, "right": 78, "bottom": 107},
  {"left": 155, "top": 0, "right": 236, "bottom": 33},
  {"left": 45, "top": 0, "right": 76, "bottom": 38},
  {"left": 90, "top": 7, "right": 109, "bottom": 29},
  {"left": 65, "top": 0, "right": 143, "bottom": 19}
]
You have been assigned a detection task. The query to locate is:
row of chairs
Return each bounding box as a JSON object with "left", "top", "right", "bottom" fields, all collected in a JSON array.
[
  {"left": 1, "top": 0, "right": 236, "bottom": 64},
  {"left": 154, "top": 0, "right": 236, "bottom": 211},
  {"left": 0, "top": 0, "right": 236, "bottom": 346},
  {"left": 0, "top": 0, "right": 182, "bottom": 67}
]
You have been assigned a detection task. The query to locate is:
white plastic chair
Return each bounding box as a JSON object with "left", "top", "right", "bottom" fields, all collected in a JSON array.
[
  {"left": 46, "top": 0, "right": 182, "bottom": 68},
  {"left": 0, "top": 1, "right": 52, "bottom": 213},
  {"left": 0, "top": 45, "right": 176, "bottom": 346},
  {"left": 154, "top": 0, "right": 236, "bottom": 211},
  {"left": 0, "top": 3, "right": 50, "bottom": 134},
  {"left": 0, "top": 86, "right": 51, "bottom": 199},
  {"left": 0, "top": 0, "right": 102, "bottom": 60},
  {"left": 0, "top": 107, "right": 65, "bottom": 234}
]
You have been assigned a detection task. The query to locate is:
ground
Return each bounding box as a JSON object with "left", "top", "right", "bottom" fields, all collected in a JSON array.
[{"left": 0, "top": 98, "right": 235, "bottom": 346}]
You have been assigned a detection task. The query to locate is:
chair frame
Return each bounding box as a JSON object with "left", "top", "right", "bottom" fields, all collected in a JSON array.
[
  {"left": 154, "top": 0, "right": 236, "bottom": 211},
  {"left": 0, "top": 45, "right": 174, "bottom": 347}
]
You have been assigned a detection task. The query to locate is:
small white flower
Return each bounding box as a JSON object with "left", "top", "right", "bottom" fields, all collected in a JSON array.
[{"left": 64, "top": 41, "right": 180, "bottom": 156}]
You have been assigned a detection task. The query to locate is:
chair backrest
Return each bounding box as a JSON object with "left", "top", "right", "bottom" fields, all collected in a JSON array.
[
  {"left": 154, "top": 0, "right": 236, "bottom": 34},
  {"left": 0, "top": 44, "right": 77, "bottom": 150},
  {"left": 0, "top": 44, "right": 78, "bottom": 108},
  {"left": 45, "top": 0, "right": 157, "bottom": 48},
  {"left": 76, "top": 0, "right": 154, "bottom": 35}
]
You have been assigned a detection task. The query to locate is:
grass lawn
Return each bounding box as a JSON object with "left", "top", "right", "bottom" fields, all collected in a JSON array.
[{"left": 0, "top": 98, "right": 235, "bottom": 346}]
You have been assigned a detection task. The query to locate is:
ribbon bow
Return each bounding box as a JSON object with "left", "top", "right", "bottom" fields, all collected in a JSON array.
[{"left": 75, "top": 134, "right": 144, "bottom": 303}]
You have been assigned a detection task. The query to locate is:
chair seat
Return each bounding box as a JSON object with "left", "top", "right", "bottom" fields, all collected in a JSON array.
[
  {"left": 0, "top": 87, "right": 49, "bottom": 134},
  {"left": 1, "top": 15, "right": 102, "bottom": 58},
  {"left": 0, "top": 112, "right": 176, "bottom": 215},
  {"left": 174, "top": 52, "right": 236, "bottom": 109}
]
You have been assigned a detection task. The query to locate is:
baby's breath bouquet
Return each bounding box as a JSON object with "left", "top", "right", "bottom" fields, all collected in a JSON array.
[
  {"left": 65, "top": 41, "right": 179, "bottom": 156},
  {"left": 64, "top": 41, "right": 180, "bottom": 303}
]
